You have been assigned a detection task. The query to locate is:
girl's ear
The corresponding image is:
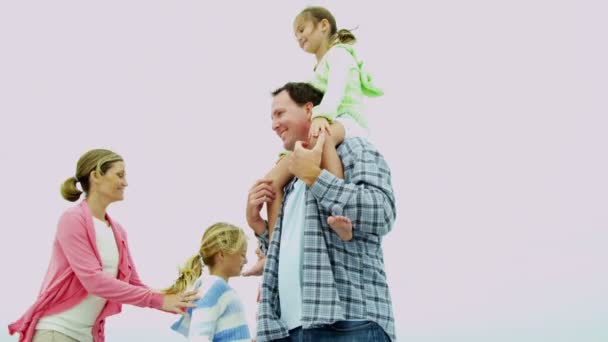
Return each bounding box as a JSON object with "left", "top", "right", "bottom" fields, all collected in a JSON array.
[
  {"left": 320, "top": 18, "right": 331, "bottom": 33},
  {"left": 217, "top": 250, "right": 225, "bottom": 263}
]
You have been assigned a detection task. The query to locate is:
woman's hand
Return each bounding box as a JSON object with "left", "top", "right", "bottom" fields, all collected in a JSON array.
[{"left": 162, "top": 290, "right": 199, "bottom": 316}]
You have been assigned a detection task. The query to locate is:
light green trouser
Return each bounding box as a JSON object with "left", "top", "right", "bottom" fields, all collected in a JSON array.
[{"left": 32, "top": 330, "right": 79, "bottom": 342}]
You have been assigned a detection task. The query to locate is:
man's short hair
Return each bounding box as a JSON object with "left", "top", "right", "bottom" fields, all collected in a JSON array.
[{"left": 271, "top": 82, "right": 324, "bottom": 107}]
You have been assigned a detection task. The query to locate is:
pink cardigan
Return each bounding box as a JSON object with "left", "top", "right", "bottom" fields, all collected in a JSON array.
[{"left": 8, "top": 200, "right": 164, "bottom": 342}]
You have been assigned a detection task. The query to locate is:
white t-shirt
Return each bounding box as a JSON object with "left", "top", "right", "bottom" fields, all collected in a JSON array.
[
  {"left": 37, "top": 217, "right": 119, "bottom": 342},
  {"left": 278, "top": 180, "right": 307, "bottom": 330}
]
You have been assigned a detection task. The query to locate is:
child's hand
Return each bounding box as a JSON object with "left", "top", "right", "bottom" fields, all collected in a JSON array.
[
  {"left": 255, "top": 247, "right": 264, "bottom": 260},
  {"left": 309, "top": 117, "right": 331, "bottom": 141}
]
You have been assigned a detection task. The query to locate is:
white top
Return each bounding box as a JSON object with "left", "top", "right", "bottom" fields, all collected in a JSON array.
[
  {"left": 336, "top": 116, "right": 371, "bottom": 139},
  {"left": 37, "top": 217, "right": 119, "bottom": 342},
  {"left": 278, "top": 180, "right": 307, "bottom": 330}
]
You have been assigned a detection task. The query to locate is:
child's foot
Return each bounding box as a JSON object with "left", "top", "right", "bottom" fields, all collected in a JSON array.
[
  {"left": 242, "top": 256, "right": 266, "bottom": 277},
  {"left": 327, "top": 215, "right": 353, "bottom": 241}
]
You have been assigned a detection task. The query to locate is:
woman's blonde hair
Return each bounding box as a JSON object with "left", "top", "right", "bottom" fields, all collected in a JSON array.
[
  {"left": 297, "top": 6, "right": 357, "bottom": 46},
  {"left": 163, "top": 222, "right": 247, "bottom": 294},
  {"left": 60, "top": 149, "right": 123, "bottom": 202}
]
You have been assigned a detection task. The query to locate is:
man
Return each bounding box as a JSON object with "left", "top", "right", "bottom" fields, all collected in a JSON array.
[{"left": 246, "top": 82, "right": 396, "bottom": 341}]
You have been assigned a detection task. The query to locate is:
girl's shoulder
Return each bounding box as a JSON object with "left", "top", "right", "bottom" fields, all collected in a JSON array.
[
  {"left": 330, "top": 43, "right": 358, "bottom": 56},
  {"left": 324, "top": 44, "right": 358, "bottom": 66},
  {"left": 193, "top": 275, "right": 233, "bottom": 302}
]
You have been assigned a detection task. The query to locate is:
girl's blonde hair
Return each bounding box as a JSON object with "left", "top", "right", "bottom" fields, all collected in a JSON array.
[
  {"left": 60, "top": 149, "right": 123, "bottom": 202},
  {"left": 297, "top": 6, "right": 357, "bottom": 46},
  {"left": 163, "top": 222, "right": 247, "bottom": 294}
]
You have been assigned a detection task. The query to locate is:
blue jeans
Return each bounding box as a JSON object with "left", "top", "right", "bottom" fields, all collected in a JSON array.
[{"left": 273, "top": 321, "right": 391, "bottom": 342}]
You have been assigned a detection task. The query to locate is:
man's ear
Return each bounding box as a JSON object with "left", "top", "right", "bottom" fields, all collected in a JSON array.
[{"left": 305, "top": 102, "right": 314, "bottom": 118}]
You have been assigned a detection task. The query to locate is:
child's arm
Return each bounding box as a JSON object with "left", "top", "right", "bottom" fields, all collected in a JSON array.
[
  {"left": 310, "top": 47, "right": 358, "bottom": 134},
  {"left": 308, "top": 47, "right": 356, "bottom": 181}
]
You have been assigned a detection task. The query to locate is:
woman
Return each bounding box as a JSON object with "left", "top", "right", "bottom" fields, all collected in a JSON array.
[{"left": 9, "top": 148, "right": 198, "bottom": 342}]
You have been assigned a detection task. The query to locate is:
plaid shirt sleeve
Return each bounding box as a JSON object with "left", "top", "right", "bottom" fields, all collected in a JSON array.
[
  {"left": 255, "top": 222, "right": 270, "bottom": 255},
  {"left": 309, "top": 137, "right": 396, "bottom": 236}
]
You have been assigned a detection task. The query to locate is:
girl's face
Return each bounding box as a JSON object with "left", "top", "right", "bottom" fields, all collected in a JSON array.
[
  {"left": 293, "top": 16, "right": 329, "bottom": 54},
  {"left": 221, "top": 244, "right": 248, "bottom": 278}
]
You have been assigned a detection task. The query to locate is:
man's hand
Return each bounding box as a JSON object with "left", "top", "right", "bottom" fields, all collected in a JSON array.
[
  {"left": 246, "top": 179, "right": 275, "bottom": 236},
  {"left": 288, "top": 132, "right": 326, "bottom": 186}
]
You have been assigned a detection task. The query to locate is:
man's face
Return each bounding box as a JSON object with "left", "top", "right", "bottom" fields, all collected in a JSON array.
[{"left": 271, "top": 90, "right": 312, "bottom": 151}]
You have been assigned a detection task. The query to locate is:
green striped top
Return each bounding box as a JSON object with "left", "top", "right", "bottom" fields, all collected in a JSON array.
[{"left": 309, "top": 43, "right": 383, "bottom": 129}]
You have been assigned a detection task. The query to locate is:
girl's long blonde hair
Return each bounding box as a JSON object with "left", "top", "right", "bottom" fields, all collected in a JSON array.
[{"left": 163, "top": 222, "right": 247, "bottom": 294}]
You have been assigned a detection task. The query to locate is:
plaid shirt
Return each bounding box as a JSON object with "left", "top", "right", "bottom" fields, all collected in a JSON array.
[{"left": 256, "top": 137, "right": 396, "bottom": 341}]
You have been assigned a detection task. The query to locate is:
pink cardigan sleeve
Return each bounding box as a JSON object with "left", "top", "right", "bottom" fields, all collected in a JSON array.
[
  {"left": 56, "top": 212, "right": 164, "bottom": 309},
  {"left": 123, "top": 232, "right": 147, "bottom": 288}
]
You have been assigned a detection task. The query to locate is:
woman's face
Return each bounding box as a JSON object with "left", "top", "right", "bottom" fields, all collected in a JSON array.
[{"left": 91, "top": 161, "right": 128, "bottom": 203}]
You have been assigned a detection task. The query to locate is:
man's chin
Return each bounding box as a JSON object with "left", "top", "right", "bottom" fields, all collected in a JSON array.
[{"left": 283, "top": 141, "right": 294, "bottom": 151}]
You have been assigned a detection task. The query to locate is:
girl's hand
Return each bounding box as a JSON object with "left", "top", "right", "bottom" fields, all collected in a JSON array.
[
  {"left": 255, "top": 247, "right": 264, "bottom": 259},
  {"left": 309, "top": 117, "right": 331, "bottom": 141}
]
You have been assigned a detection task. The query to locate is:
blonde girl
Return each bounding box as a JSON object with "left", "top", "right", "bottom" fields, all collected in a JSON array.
[{"left": 167, "top": 222, "right": 251, "bottom": 342}]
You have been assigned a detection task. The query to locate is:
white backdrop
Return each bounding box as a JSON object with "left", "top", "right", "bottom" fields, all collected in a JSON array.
[{"left": 1, "top": 1, "right": 606, "bottom": 341}]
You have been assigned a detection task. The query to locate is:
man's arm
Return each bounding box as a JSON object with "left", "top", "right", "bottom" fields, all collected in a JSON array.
[
  {"left": 309, "top": 139, "right": 396, "bottom": 237},
  {"left": 287, "top": 135, "right": 395, "bottom": 237}
]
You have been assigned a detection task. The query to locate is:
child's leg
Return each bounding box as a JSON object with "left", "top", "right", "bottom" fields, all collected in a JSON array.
[
  {"left": 319, "top": 122, "right": 353, "bottom": 241},
  {"left": 264, "top": 155, "right": 293, "bottom": 240},
  {"left": 242, "top": 160, "right": 291, "bottom": 277},
  {"left": 320, "top": 121, "right": 345, "bottom": 179}
]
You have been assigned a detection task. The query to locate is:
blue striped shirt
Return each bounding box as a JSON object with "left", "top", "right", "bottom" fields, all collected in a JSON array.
[{"left": 171, "top": 275, "right": 251, "bottom": 342}]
